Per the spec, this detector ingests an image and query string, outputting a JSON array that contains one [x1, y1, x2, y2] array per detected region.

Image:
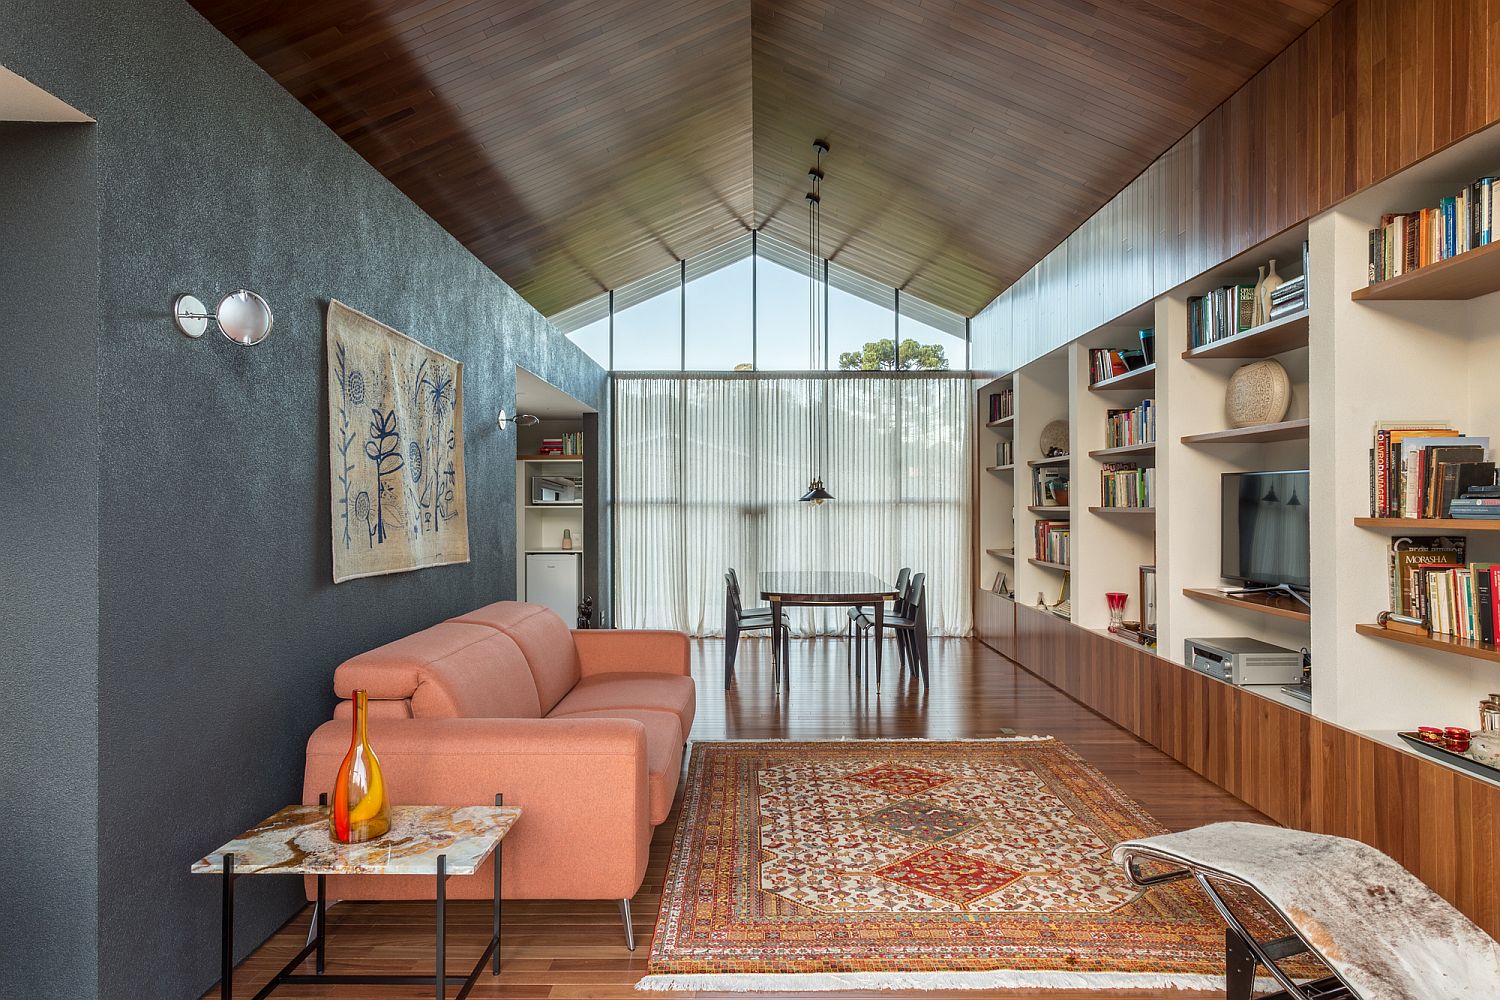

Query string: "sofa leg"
[[619, 898, 636, 951]]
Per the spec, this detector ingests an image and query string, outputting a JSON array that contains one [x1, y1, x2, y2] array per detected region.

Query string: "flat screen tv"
[[1221, 470, 1310, 590]]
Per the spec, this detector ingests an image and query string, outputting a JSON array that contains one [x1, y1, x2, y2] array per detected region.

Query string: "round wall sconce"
[[496, 410, 541, 431], [173, 290, 274, 346]]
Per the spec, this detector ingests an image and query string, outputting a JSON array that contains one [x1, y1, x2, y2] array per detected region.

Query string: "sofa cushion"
[[548, 709, 683, 824], [336, 621, 542, 720], [548, 672, 696, 736], [451, 602, 581, 715]]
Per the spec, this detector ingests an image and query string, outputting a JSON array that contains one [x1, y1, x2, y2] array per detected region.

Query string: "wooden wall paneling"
[[977, 0, 1500, 372]]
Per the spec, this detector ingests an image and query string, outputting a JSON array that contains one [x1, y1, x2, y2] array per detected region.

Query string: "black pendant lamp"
[[800, 139, 834, 505]]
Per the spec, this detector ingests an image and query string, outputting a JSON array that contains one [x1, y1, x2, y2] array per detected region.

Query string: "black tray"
[[1397, 732, 1500, 782]]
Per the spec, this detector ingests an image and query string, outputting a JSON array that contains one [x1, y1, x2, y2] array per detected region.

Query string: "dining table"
[[758, 571, 900, 690]]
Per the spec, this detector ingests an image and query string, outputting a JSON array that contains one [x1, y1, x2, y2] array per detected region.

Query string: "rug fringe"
[[635, 970, 1264, 991]]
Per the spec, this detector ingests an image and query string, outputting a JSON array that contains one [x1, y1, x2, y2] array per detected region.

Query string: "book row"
[[1034, 521, 1070, 566], [1105, 399, 1156, 449], [1087, 330, 1153, 384], [1099, 464, 1155, 509], [987, 388, 1014, 422], [1367, 175, 1496, 284], [540, 432, 585, 456], [1368, 421, 1494, 518], [994, 440, 1013, 467]]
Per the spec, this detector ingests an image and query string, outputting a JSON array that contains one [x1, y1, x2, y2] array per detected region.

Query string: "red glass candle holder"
[[1105, 592, 1128, 629]]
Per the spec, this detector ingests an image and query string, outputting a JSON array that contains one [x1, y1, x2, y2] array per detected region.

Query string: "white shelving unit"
[[977, 117, 1500, 776]]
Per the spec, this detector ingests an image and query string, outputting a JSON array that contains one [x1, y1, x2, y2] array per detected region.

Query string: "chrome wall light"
[[172, 290, 274, 346], [496, 410, 541, 431]]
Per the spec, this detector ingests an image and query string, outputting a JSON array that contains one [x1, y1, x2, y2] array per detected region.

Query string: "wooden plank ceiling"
[[192, 0, 1337, 317]]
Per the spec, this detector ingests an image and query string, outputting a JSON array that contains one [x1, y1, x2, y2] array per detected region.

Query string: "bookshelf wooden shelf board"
[[1182, 587, 1312, 623], [1088, 506, 1156, 516], [1353, 517, 1500, 533], [1027, 505, 1071, 517], [1088, 364, 1156, 392], [1351, 240, 1500, 302], [1028, 558, 1071, 572], [986, 465, 1014, 474], [1028, 454, 1071, 467], [1087, 443, 1156, 460], [986, 548, 1015, 560], [985, 416, 1014, 428], [1355, 623, 1500, 665], [1181, 418, 1311, 445], [1180, 309, 1310, 360], [518, 454, 584, 462]]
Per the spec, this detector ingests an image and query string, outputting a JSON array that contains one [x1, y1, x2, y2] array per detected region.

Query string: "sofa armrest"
[[303, 716, 652, 900], [571, 629, 690, 677]]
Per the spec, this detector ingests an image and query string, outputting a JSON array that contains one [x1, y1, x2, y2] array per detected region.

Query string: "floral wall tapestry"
[[327, 300, 469, 583]]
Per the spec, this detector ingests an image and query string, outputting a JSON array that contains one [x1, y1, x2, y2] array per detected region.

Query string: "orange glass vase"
[[330, 689, 391, 843]]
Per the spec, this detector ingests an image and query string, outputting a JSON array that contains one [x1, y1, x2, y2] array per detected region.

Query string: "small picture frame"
[[1139, 565, 1157, 631]]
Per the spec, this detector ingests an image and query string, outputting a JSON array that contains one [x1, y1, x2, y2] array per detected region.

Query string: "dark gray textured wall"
[[0, 2, 610, 997], [0, 123, 101, 1000]]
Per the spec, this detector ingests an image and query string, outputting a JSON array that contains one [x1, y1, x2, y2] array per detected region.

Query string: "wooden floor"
[[205, 638, 1269, 999]]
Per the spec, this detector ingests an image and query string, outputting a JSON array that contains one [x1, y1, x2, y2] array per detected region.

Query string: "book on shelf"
[[1033, 520, 1070, 565], [1389, 535, 1467, 619], [1365, 421, 1498, 517], [994, 440, 1014, 466], [1099, 463, 1155, 509], [1187, 284, 1255, 349], [988, 388, 1014, 422], [1267, 273, 1307, 320], [1088, 347, 1147, 385], [1105, 399, 1155, 448], [1410, 561, 1500, 643], [1368, 176, 1495, 284], [538, 431, 585, 456], [1138, 327, 1155, 365], [1031, 466, 1068, 507]]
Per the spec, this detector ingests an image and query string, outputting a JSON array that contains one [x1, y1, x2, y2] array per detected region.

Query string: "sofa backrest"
[[334, 621, 543, 720], [450, 602, 580, 715]]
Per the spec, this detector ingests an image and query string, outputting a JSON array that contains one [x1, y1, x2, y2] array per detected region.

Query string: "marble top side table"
[[194, 798, 520, 1000]]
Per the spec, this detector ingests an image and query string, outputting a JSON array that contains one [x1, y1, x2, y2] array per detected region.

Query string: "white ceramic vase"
[[1258, 259, 1283, 327]]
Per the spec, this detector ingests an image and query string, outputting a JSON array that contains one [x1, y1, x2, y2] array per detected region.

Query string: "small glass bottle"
[[561, 528, 574, 550], [330, 689, 391, 843]]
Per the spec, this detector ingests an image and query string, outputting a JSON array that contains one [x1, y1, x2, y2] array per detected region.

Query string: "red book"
[[1491, 566, 1500, 642]]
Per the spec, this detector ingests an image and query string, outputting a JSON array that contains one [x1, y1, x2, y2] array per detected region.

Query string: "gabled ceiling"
[[191, 0, 1337, 318]]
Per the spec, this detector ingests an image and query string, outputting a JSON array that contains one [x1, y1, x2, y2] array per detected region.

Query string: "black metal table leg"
[[315, 875, 326, 974], [873, 602, 884, 691], [493, 793, 503, 976], [222, 853, 235, 1000], [770, 597, 783, 690], [435, 855, 447, 1000]]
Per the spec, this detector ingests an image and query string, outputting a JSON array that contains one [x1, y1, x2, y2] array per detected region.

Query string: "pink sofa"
[[302, 601, 693, 948]]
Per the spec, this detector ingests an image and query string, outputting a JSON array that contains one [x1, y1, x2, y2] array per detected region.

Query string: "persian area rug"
[[639, 738, 1246, 991]]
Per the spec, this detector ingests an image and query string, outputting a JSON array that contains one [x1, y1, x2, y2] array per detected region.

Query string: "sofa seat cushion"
[[548, 672, 695, 735], [547, 709, 683, 824]]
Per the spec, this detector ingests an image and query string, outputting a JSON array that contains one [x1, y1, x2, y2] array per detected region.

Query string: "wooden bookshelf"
[[1028, 454, 1071, 467], [1181, 418, 1310, 445], [1088, 363, 1155, 392], [1181, 309, 1309, 360], [1355, 623, 1500, 665], [986, 547, 1015, 559], [1351, 240, 1500, 302], [518, 454, 585, 462], [1182, 587, 1311, 623], [1354, 517, 1500, 532], [1028, 558, 1071, 572], [1087, 442, 1155, 460], [1089, 506, 1155, 516], [985, 415, 1014, 428], [1027, 505, 1070, 517], [986, 464, 1014, 473]]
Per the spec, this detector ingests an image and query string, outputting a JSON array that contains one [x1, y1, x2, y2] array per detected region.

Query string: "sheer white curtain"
[[614, 373, 973, 636]]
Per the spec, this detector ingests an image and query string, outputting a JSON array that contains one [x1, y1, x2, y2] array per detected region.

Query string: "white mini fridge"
[[525, 552, 581, 621]]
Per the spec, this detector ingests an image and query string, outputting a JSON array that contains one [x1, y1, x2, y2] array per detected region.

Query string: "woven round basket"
[[1039, 419, 1069, 456], [1225, 360, 1291, 428]]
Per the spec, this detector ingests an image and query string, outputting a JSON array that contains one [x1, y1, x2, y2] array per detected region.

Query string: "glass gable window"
[[685, 235, 754, 371], [547, 234, 968, 373], [613, 268, 682, 371], [828, 261, 896, 370]]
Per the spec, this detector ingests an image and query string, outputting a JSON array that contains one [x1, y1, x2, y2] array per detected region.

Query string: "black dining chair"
[[855, 573, 928, 689], [848, 567, 909, 667], [724, 571, 788, 690]]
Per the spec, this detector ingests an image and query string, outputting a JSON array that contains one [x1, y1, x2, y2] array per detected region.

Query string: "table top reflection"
[[759, 572, 896, 603]]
